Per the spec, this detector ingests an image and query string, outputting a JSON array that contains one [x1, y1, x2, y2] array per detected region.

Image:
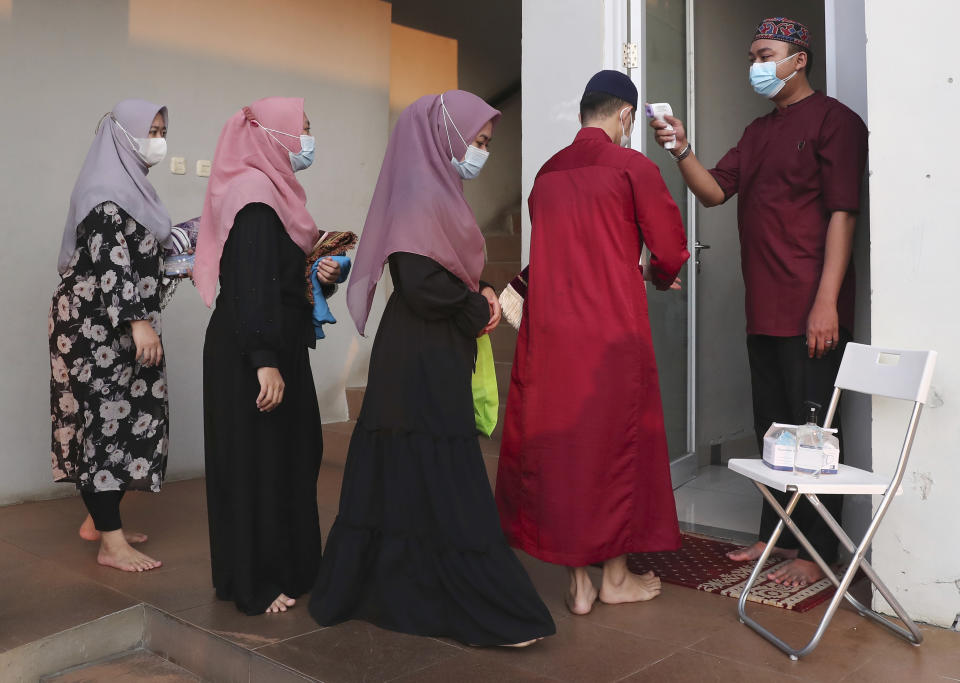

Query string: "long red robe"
[[496, 127, 690, 566]]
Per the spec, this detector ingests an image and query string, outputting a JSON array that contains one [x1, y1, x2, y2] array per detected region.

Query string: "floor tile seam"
[[425, 635, 471, 652], [609, 651, 679, 682], [245, 647, 322, 682], [683, 639, 810, 680], [587, 619, 692, 651], [108, 582, 219, 614], [380, 654, 468, 683], [0, 537, 49, 563], [833, 652, 884, 683], [251, 626, 326, 652], [5, 552, 147, 608]]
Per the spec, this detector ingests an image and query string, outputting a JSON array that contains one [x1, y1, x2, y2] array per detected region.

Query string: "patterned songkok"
[[754, 17, 811, 50]]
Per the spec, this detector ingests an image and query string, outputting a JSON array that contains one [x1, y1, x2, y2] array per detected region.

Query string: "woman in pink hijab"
[[195, 97, 343, 616], [309, 91, 555, 646]]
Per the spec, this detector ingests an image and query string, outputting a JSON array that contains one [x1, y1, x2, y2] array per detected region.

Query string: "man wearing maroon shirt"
[[649, 17, 868, 586]]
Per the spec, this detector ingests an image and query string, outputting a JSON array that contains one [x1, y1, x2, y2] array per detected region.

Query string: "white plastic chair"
[[728, 343, 937, 660]]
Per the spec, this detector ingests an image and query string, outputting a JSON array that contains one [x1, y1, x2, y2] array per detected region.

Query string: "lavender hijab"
[[58, 99, 172, 273], [347, 90, 501, 335]]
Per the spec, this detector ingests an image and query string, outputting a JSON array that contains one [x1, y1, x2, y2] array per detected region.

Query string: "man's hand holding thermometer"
[[645, 103, 677, 150], [646, 103, 690, 159]]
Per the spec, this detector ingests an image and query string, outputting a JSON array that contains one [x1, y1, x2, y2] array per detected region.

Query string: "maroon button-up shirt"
[[709, 91, 868, 337]]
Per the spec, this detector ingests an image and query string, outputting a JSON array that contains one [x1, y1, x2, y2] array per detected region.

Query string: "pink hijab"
[[193, 97, 320, 306], [347, 90, 501, 335]]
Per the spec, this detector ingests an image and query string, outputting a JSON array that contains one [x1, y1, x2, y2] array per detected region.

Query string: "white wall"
[[0, 0, 391, 504], [865, 0, 960, 628], [520, 0, 606, 264]]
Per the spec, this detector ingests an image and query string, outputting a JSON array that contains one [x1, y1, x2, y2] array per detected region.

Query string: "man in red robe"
[[496, 70, 690, 615]]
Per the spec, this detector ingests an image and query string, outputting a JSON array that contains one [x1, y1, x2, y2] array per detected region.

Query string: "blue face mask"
[[441, 94, 490, 180], [253, 120, 315, 172], [290, 135, 315, 172], [749, 52, 799, 98]]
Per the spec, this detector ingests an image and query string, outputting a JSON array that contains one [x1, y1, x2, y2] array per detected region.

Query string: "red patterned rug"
[[627, 533, 840, 612]]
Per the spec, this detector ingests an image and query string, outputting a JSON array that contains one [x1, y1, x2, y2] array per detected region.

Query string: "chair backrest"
[[835, 343, 938, 404]]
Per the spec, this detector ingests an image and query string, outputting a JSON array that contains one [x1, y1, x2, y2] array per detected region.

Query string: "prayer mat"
[[627, 532, 845, 613]]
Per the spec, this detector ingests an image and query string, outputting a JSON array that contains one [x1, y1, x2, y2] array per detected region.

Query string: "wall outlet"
[[170, 157, 186, 175], [196, 160, 212, 177]]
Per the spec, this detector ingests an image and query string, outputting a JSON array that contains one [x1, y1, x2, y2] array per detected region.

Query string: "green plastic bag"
[[472, 334, 499, 437]]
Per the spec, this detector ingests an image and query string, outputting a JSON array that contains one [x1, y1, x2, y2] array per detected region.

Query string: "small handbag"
[[472, 334, 499, 437]]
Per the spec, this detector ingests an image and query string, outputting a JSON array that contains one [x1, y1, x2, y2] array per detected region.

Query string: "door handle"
[[694, 241, 710, 273]]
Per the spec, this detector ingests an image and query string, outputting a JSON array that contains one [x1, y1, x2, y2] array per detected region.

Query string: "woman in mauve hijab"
[[194, 97, 342, 616], [50, 99, 174, 573], [309, 90, 555, 647]]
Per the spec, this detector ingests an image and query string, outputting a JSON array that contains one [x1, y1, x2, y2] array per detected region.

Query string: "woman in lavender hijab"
[[310, 90, 555, 646], [49, 99, 173, 572]]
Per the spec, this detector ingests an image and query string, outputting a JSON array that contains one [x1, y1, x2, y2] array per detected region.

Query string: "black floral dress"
[[49, 201, 169, 493]]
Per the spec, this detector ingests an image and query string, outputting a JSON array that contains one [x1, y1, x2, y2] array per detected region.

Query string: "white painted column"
[[865, 0, 960, 628]]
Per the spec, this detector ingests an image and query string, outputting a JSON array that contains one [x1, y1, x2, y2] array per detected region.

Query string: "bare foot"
[[499, 638, 542, 648], [265, 594, 296, 614], [767, 558, 824, 587], [599, 569, 662, 605], [79, 515, 147, 544], [726, 541, 798, 562], [565, 567, 599, 615], [96, 530, 162, 572]]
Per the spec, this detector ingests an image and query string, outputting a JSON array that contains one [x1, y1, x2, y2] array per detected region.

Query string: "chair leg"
[[745, 486, 848, 659], [737, 486, 810, 659], [805, 494, 924, 645], [739, 487, 924, 660]]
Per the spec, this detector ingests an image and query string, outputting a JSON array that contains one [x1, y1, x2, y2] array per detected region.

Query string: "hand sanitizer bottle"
[[795, 402, 824, 476]]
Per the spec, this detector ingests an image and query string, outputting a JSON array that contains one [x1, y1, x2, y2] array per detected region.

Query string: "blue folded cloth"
[[310, 255, 351, 339]]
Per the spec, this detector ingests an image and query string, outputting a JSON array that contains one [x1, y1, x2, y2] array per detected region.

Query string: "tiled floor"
[[1, 427, 959, 682]]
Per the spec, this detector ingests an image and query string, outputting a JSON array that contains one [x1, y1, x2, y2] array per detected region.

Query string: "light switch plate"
[[170, 157, 186, 175], [196, 160, 212, 177]]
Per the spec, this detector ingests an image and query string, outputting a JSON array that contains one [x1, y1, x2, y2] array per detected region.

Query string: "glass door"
[[629, 0, 697, 487]]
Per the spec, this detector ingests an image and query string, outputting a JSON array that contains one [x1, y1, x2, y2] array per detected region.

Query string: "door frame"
[[606, 0, 699, 488]]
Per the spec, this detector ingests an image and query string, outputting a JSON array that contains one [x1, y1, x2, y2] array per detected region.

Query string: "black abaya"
[[203, 203, 323, 615], [309, 252, 555, 646]]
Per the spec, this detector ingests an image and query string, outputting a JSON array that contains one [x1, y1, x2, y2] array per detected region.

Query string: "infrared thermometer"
[[645, 102, 676, 150]]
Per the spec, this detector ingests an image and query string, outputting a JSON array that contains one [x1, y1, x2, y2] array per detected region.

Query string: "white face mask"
[[618, 106, 634, 148], [113, 117, 167, 167], [138, 137, 167, 166], [253, 120, 315, 172], [441, 94, 490, 180]]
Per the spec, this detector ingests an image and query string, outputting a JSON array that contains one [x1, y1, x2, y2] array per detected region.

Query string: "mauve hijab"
[[59, 99, 172, 273], [192, 97, 319, 306], [347, 90, 501, 335]]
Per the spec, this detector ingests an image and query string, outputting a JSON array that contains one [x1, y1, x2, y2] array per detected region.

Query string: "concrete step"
[[485, 233, 522, 262]]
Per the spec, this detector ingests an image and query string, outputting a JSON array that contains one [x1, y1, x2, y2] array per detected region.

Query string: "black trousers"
[[747, 330, 851, 564], [81, 490, 125, 532]]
